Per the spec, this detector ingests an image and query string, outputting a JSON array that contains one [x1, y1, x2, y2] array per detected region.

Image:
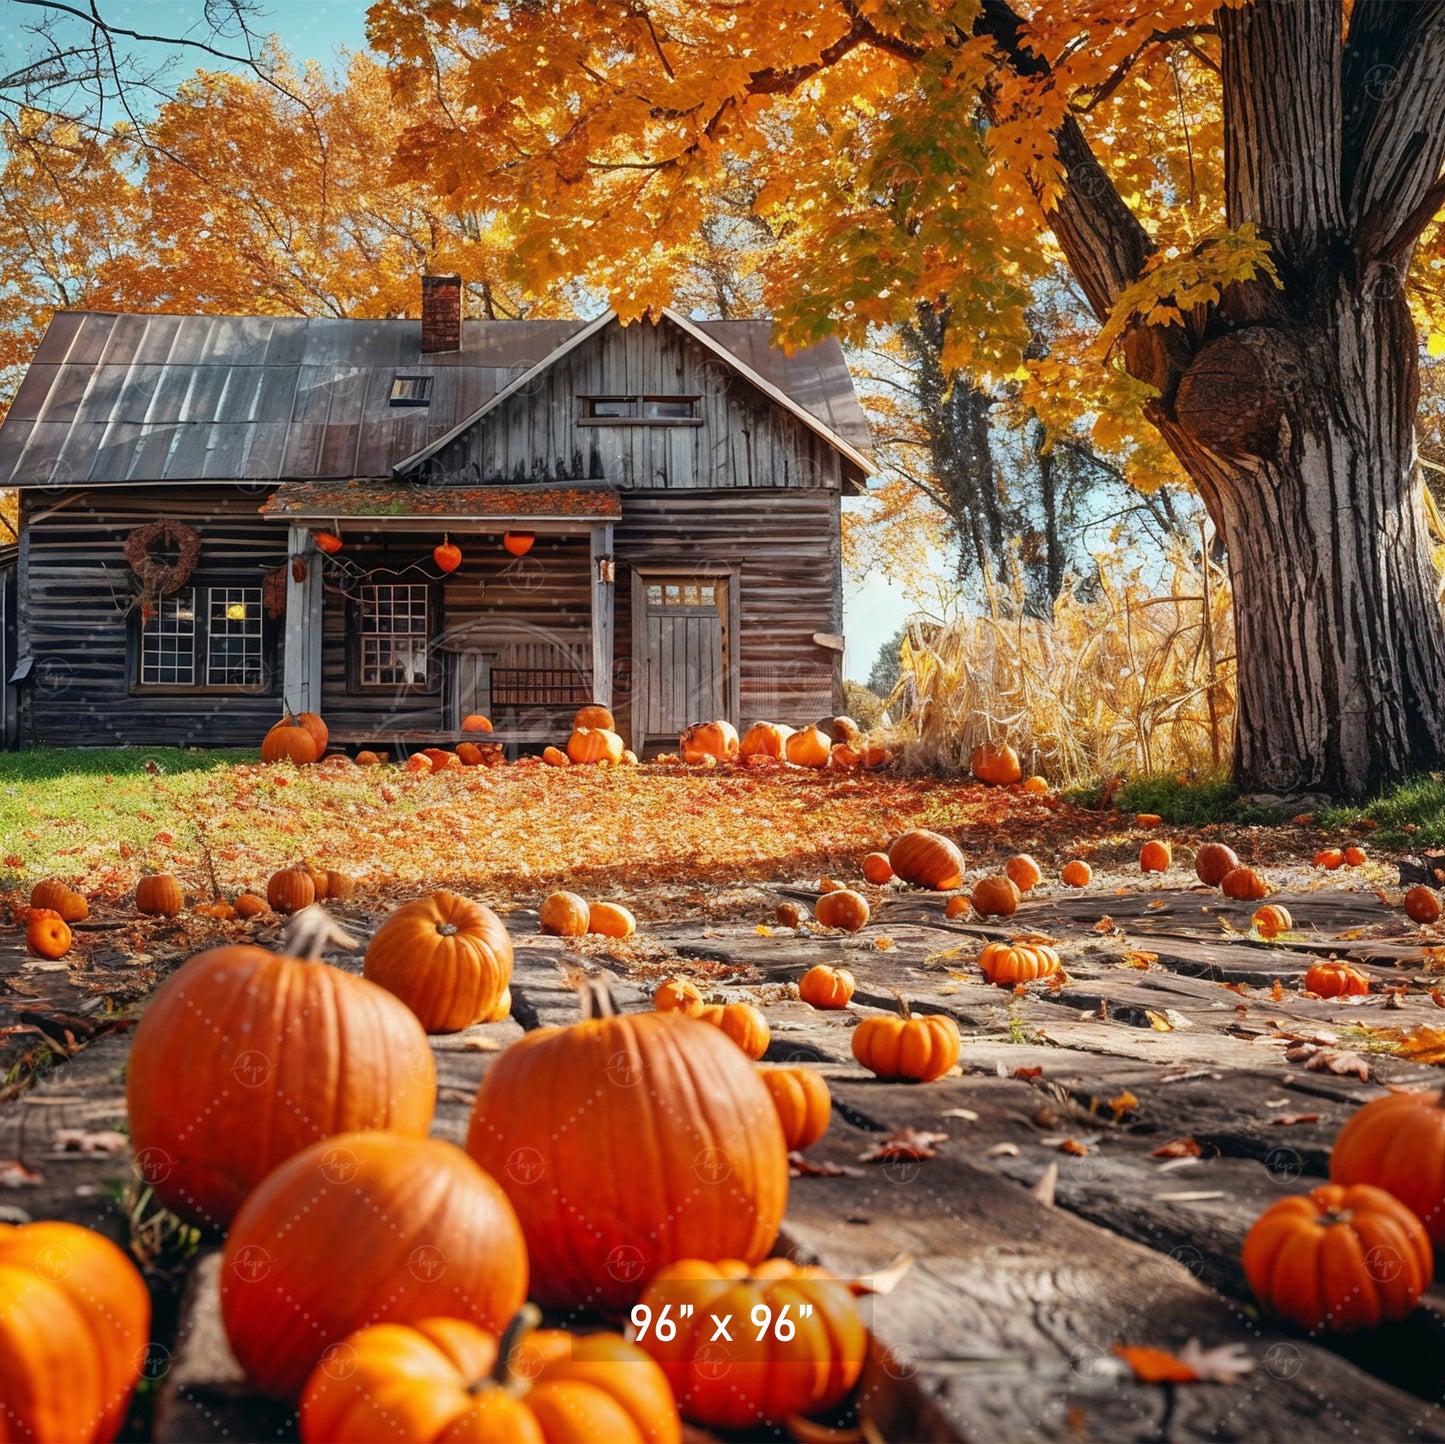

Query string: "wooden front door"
[[641, 578, 725, 737]]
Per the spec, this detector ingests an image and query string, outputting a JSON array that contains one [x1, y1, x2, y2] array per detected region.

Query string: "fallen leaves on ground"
[[788, 1153, 865, 1179], [1152, 1137, 1202, 1158], [859, 1128, 948, 1162], [1114, 1340, 1255, 1386]]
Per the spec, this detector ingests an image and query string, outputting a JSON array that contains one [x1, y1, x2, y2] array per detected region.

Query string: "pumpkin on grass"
[[798, 964, 855, 1009], [1194, 843, 1241, 887], [126, 921, 437, 1228], [888, 829, 965, 890], [364, 891, 513, 1033], [466, 980, 788, 1310], [268, 864, 316, 914], [1304, 961, 1370, 998], [654, 977, 705, 1016], [0, 1220, 151, 1444], [1242, 1184, 1431, 1332], [30, 879, 88, 922], [971, 875, 1021, 918], [222, 1132, 527, 1400], [262, 715, 320, 766], [971, 741, 1022, 785], [1331, 1090, 1445, 1244], [299, 1305, 679, 1444], [136, 873, 183, 916], [978, 940, 1061, 986], [852, 1000, 960, 1082], [539, 890, 589, 936], [588, 901, 637, 938], [1344, 845, 1368, 866], [1315, 848, 1345, 870], [541, 746, 570, 768], [636, 1259, 866, 1430], [758, 1067, 832, 1152], [814, 888, 870, 932], [234, 892, 268, 918]]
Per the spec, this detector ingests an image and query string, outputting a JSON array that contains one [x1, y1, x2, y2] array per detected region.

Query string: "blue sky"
[[2, 0, 914, 684]]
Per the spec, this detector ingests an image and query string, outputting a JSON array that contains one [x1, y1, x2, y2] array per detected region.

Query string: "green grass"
[[1321, 773, 1445, 847], [1060, 773, 1283, 826]]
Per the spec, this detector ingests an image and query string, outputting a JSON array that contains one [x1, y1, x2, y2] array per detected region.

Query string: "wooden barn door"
[[632, 573, 737, 744]]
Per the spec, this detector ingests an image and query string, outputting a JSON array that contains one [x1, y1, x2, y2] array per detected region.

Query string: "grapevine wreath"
[[125, 520, 201, 597]]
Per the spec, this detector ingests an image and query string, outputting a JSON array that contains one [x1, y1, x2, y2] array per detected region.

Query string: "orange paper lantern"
[[502, 531, 535, 557]]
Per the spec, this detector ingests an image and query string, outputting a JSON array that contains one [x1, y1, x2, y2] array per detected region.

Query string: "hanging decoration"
[[262, 566, 288, 619], [434, 535, 463, 573], [125, 520, 201, 598], [502, 531, 535, 558], [313, 531, 344, 555]]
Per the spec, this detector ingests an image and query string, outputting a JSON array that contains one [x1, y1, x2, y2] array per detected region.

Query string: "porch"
[[260, 482, 621, 753]]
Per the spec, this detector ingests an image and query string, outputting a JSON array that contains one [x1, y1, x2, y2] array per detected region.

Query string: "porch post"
[[590, 521, 615, 710], [283, 525, 323, 715]]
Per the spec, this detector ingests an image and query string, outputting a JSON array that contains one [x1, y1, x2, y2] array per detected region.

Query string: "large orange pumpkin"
[[297, 711, 329, 754], [364, 891, 513, 1033], [126, 941, 436, 1227], [221, 1132, 527, 1399], [739, 721, 793, 760], [798, 964, 855, 1009], [567, 726, 625, 765], [970, 875, 1021, 917], [784, 725, 833, 769], [1331, 1090, 1445, 1244], [0, 1221, 151, 1443], [888, 829, 965, 890], [1194, 842, 1241, 887], [978, 939, 1061, 986], [262, 716, 320, 765], [267, 864, 316, 914], [30, 878, 88, 922], [466, 982, 788, 1310], [757, 1067, 832, 1152], [679, 720, 739, 763], [971, 741, 1022, 785], [814, 888, 870, 932], [636, 1259, 866, 1429], [573, 704, 616, 731], [136, 873, 184, 916], [1242, 1184, 1431, 1332], [299, 1306, 679, 1444], [851, 1003, 961, 1082]]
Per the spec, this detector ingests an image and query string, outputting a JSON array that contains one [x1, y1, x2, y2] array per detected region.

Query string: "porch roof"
[[260, 479, 621, 524]]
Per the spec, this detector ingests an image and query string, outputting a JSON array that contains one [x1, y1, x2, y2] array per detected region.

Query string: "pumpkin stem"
[[481, 1302, 544, 1397], [889, 988, 912, 1021], [576, 974, 619, 1020], [437, 922, 459, 937], [1319, 1208, 1355, 1227], [278, 904, 360, 961]]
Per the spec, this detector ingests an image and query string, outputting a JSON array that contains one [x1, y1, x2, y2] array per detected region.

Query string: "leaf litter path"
[[5, 768, 1445, 1440]]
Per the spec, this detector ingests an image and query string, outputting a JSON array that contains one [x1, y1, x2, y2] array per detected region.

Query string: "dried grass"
[[881, 544, 1236, 786]]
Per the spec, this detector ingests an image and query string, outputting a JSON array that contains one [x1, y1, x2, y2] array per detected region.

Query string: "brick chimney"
[[421, 273, 462, 354]]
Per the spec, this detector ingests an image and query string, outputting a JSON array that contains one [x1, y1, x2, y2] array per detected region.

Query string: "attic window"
[[391, 375, 433, 407], [580, 395, 699, 425]]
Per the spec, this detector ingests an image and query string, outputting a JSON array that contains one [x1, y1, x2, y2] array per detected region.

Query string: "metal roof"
[[261, 480, 622, 523], [0, 310, 873, 488]]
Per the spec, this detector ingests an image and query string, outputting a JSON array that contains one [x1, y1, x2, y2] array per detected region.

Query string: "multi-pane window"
[[358, 584, 432, 686], [138, 586, 265, 689], [582, 395, 698, 422], [645, 582, 717, 607]]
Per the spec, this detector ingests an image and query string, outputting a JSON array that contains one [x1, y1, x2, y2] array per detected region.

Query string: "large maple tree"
[[368, 0, 1445, 797]]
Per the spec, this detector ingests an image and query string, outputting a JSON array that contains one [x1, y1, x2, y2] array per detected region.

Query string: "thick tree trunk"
[[1161, 281, 1445, 797]]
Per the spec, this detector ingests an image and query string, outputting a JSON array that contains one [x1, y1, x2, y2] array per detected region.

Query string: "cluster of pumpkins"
[[671, 716, 892, 771], [2, 890, 872, 1442]]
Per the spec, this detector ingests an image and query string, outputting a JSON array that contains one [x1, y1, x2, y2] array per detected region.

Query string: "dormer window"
[[390, 375, 433, 407], [580, 395, 700, 425]]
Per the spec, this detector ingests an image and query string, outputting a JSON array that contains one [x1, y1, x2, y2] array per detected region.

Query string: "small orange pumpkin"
[[1344, 845, 1368, 866], [757, 1067, 832, 1152], [573, 704, 615, 731], [1252, 904, 1293, 939], [1221, 866, 1271, 900], [945, 894, 972, 919], [29, 879, 88, 922], [775, 900, 804, 928], [1061, 860, 1092, 888], [325, 870, 356, 901], [858, 741, 892, 769], [680, 720, 739, 763], [567, 727, 625, 765], [1005, 854, 1042, 892], [814, 888, 870, 932], [234, 892, 269, 918], [978, 939, 1060, 986], [1139, 839, 1172, 873], [26, 908, 72, 959], [1304, 961, 1370, 998], [1021, 774, 1049, 795], [312, 532, 343, 554], [798, 964, 856, 1009], [539, 891, 589, 936], [355, 750, 383, 766], [971, 875, 1021, 918], [654, 977, 705, 1016], [861, 851, 894, 885], [405, 752, 433, 774], [433, 538, 463, 573], [541, 746, 570, 768], [1315, 848, 1345, 870], [784, 725, 833, 769], [422, 748, 462, 772], [1242, 1184, 1431, 1332], [587, 901, 636, 938], [461, 713, 494, 732], [888, 829, 965, 890], [713, 1001, 770, 1059], [739, 721, 793, 760], [1405, 886, 1443, 924], [971, 741, 1022, 785], [852, 1001, 960, 1082], [1195, 842, 1241, 887], [136, 873, 184, 916], [267, 864, 316, 914]]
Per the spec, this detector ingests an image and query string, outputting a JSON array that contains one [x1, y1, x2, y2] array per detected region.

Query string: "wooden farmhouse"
[[0, 278, 873, 753]]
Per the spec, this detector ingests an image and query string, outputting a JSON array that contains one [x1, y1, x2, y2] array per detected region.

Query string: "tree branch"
[[1075, 25, 1217, 115]]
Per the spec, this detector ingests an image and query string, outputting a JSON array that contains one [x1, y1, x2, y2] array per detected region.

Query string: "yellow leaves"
[[1429, 332, 1445, 359], [1145, 1010, 1173, 1031]]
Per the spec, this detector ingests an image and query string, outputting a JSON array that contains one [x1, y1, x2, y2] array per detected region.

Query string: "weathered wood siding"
[[317, 530, 593, 736], [19, 485, 286, 747], [420, 318, 847, 492], [614, 490, 842, 741]]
